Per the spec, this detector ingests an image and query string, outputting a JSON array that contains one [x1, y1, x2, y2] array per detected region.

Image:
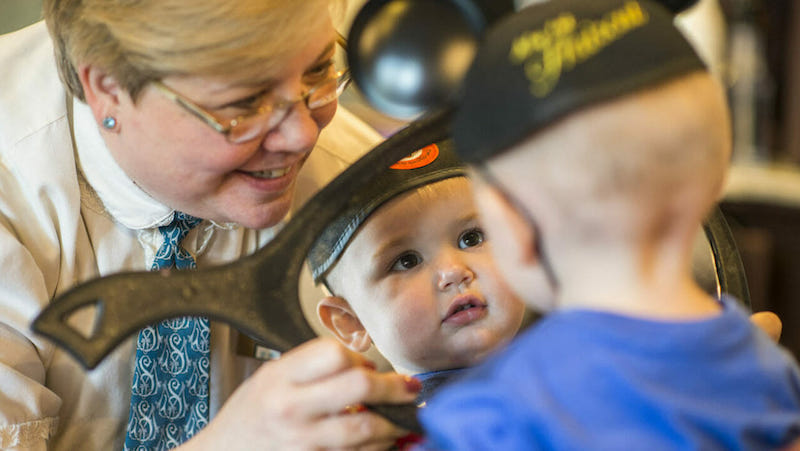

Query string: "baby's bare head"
[[496, 70, 731, 243]]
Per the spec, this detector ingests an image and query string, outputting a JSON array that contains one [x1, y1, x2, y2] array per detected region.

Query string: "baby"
[[417, 0, 800, 449], [307, 139, 528, 401]]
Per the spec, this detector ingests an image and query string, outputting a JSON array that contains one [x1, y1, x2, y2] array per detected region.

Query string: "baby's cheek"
[[393, 305, 441, 352], [375, 282, 442, 349], [393, 301, 435, 335]]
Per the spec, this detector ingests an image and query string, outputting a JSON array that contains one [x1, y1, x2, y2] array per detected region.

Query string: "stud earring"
[[102, 116, 117, 130]]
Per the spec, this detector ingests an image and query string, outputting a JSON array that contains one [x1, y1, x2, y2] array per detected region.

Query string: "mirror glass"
[[289, 126, 729, 376]]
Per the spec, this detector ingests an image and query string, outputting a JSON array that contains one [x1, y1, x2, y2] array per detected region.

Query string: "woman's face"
[[104, 18, 338, 229]]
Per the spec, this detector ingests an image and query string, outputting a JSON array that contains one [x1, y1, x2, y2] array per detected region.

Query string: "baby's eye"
[[390, 252, 422, 272], [458, 228, 485, 249]]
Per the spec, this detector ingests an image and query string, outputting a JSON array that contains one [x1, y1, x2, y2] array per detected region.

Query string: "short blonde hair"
[[43, 0, 344, 101]]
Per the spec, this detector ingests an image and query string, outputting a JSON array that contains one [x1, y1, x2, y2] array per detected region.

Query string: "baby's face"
[[328, 178, 525, 374]]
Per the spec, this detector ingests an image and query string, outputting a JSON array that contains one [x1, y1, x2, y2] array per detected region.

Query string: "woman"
[[0, 0, 419, 449]]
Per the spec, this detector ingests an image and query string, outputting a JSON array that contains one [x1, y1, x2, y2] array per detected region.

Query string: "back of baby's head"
[[452, 0, 729, 239], [524, 71, 730, 239]]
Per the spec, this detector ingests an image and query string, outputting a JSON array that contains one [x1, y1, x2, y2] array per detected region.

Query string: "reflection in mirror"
[[300, 139, 525, 403], [300, 258, 392, 369], [296, 161, 734, 405]]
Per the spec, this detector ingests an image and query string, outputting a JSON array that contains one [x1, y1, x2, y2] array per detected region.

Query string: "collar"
[[72, 98, 175, 229], [414, 368, 467, 404]]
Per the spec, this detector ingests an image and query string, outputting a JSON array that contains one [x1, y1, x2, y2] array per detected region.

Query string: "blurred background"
[[3, 0, 798, 357], [0, 0, 41, 36]]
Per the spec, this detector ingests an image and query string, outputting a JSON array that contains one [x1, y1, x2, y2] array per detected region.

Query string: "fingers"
[[275, 338, 421, 447], [291, 367, 421, 418], [197, 337, 420, 450], [259, 337, 419, 426], [279, 338, 376, 385], [306, 411, 403, 450], [272, 338, 420, 415], [751, 311, 782, 343]]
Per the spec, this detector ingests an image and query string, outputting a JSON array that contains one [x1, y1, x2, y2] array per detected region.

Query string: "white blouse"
[[0, 21, 381, 450]]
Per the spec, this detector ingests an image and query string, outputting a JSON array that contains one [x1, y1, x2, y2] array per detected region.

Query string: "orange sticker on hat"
[[390, 143, 439, 170]]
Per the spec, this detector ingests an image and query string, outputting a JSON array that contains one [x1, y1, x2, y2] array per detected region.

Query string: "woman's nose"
[[260, 100, 327, 152], [437, 256, 475, 291]]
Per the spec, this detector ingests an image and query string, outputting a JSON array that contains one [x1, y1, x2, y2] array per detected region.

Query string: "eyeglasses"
[[152, 38, 351, 144]]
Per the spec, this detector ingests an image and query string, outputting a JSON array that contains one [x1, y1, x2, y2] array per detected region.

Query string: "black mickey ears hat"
[[307, 138, 466, 283], [452, 0, 706, 163]]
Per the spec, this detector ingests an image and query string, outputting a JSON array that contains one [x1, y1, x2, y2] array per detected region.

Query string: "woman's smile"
[[235, 161, 301, 192], [243, 166, 293, 179]]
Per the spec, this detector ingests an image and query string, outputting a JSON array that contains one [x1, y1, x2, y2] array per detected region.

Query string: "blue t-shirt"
[[418, 296, 800, 450]]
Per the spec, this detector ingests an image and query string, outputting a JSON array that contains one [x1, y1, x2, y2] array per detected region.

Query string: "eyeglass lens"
[[226, 76, 345, 143]]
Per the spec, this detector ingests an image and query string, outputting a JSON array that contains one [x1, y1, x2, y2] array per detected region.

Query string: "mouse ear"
[[655, 0, 700, 15]]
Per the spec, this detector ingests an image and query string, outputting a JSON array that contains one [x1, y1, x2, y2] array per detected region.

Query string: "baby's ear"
[[317, 296, 372, 352]]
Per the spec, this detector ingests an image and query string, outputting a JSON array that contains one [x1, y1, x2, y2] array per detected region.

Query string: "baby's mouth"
[[443, 295, 487, 325], [451, 302, 478, 315], [245, 166, 292, 179]]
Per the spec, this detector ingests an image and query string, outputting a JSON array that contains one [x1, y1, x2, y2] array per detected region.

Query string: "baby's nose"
[[437, 259, 475, 291]]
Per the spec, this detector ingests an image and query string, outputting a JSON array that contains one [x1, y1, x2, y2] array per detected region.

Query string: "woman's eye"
[[390, 252, 422, 272], [458, 228, 485, 249], [305, 60, 334, 83], [228, 93, 266, 111]]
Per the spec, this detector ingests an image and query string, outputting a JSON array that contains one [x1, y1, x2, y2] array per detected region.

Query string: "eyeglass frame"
[[150, 34, 351, 143]]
